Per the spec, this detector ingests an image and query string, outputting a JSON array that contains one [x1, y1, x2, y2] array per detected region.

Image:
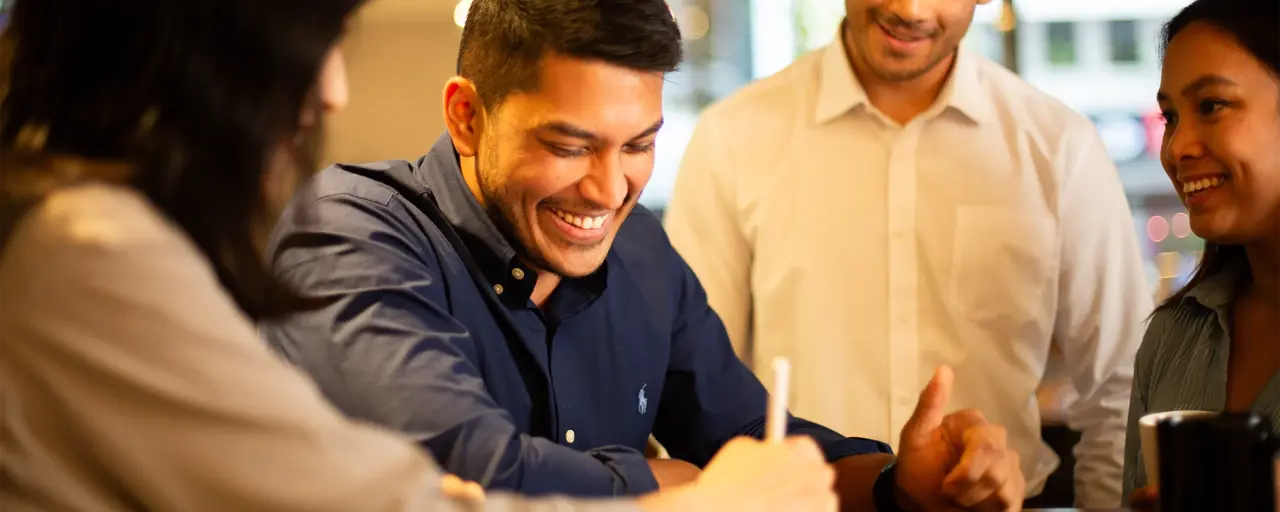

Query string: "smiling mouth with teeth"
[[1182, 175, 1229, 195], [551, 208, 608, 230]]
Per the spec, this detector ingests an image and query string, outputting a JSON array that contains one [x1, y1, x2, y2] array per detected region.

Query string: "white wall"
[[325, 12, 462, 165]]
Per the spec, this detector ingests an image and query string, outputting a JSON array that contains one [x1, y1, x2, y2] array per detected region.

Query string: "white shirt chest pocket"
[[949, 205, 1057, 328]]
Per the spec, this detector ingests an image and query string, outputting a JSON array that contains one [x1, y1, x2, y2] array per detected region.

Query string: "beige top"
[[0, 184, 635, 512]]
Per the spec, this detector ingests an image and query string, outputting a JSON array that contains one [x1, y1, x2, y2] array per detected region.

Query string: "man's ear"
[[443, 77, 483, 157]]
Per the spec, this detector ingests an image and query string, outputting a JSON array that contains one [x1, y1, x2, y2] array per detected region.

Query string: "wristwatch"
[[872, 458, 908, 512]]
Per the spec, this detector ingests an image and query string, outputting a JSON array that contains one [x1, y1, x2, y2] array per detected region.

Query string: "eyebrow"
[[1156, 74, 1238, 102], [631, 119, 665, 141], [540, 121, 598, 141], [537, 118, 665, 144]]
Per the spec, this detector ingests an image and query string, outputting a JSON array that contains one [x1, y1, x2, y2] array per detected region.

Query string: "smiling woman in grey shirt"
[[1122, 0, 1280, 501]]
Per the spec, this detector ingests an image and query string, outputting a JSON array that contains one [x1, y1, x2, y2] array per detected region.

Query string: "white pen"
[[765, 356, 791, 443]]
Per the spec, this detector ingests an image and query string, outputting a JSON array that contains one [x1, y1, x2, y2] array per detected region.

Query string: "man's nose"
[[884, 0, 936, 23], [578, 154, 628, 210]]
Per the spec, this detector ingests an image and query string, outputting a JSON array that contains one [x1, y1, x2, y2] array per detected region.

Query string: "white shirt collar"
[[813, 25, 994, 126]]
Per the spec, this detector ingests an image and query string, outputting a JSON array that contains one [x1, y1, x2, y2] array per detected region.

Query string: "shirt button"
[[493, 284, 504, 295], [565, 429, 576, 444], [511, 268, 525, 280]]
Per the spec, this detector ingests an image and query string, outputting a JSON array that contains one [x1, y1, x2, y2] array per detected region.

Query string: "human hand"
[[440, 474, 485, 502], [639, 436, 836, 512], [647, 458, 701, 489], [895, 366, 1026, 511], [1129, 485, 1158, 511]]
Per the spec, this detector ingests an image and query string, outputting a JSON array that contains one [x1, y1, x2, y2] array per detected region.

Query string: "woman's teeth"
[[552, 209, 607, 230], [1183, 176, 1227, 194]]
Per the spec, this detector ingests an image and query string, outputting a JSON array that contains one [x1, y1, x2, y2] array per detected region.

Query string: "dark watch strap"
[[872, 458, 907, 512]]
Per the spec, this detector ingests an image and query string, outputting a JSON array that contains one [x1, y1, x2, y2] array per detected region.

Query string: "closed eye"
[[624, 142, 656, 154], [544, 143, 590, 158]]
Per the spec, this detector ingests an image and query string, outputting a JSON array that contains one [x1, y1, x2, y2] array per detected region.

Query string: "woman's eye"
[[1197, 99, 1228, 116]]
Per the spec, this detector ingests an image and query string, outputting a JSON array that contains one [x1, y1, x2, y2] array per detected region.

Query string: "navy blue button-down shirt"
[[263, 134, 890, 497]]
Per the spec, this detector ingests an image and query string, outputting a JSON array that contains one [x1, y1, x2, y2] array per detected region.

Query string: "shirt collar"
[[813, 23, 994, 126], [943, 48, 994, 124], [414, 133, 606, 307], [813, 34, 869, 125], [1181, 262, 1247, 313]]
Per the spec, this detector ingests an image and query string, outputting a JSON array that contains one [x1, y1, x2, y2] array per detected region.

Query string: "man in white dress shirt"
[[663, 0, 1152, 507]]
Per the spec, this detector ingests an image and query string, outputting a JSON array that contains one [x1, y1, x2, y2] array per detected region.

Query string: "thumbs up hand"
[[894, 366, 1026, 512]]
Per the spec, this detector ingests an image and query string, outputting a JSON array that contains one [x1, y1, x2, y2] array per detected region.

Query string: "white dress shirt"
[[663, 38, 1152, 507], [0, 183, 635, 512]]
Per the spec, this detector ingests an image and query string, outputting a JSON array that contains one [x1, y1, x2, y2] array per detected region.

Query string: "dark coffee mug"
[[1157, 411, 1278, 512]]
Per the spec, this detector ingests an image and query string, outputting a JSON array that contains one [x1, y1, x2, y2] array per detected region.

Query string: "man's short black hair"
[[456, 0, 683, 111]]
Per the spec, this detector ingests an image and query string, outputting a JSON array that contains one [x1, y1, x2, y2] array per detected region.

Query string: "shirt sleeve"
[[650, 219, 891, 467], [663, 115, 755, 363], [263, 192, 658, 497], [1052, 118, 1155, 508], [1122, 317, 1161, 501], [0, 187, 632, 512]]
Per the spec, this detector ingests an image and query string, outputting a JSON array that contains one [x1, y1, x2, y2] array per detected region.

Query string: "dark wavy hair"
[[0, 0, 363, 319], [1157, 0, 1280, 308], [456, 0, 682, 112]]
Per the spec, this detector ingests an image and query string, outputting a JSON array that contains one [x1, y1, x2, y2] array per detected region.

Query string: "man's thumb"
[[905, 365, 954, 433]]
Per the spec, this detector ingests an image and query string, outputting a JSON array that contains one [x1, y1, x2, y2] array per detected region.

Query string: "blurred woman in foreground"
[[1123, 0, 1280, 505], [0, 1, 835, 510]]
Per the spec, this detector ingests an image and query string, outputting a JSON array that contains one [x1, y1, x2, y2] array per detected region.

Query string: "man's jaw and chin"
[[530, 198, 640, 275], [518, 243, 608, 280], [845, 15, 953, 84], [501, 213, 614, 280], [862, 36, 952, 82]]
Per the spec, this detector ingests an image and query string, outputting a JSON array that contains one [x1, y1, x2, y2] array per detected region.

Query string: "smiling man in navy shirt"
[[264, 0, 1026, 510]]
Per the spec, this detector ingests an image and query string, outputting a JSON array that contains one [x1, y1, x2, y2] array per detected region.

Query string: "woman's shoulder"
[[1141, 299, 1218, 355], [1, 183, 221, 329], [1136, 298, 1223, 407], [9, 183, 190, 255], [1146, 298, 1210, 332], [0, 181, 267, 390]]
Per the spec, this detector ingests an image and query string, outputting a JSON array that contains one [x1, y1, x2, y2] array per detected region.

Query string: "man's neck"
[[461, 156, 562, 307], [460, 156, 485, 208], [530, 270, 561, 308], [843, 29, 955, 125]]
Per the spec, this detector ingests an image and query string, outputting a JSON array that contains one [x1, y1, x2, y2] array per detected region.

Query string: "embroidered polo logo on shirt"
[[638, 384, 648, 415]]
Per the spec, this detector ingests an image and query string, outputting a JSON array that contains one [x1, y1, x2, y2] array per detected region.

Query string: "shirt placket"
[[887, 123, 921, 448]]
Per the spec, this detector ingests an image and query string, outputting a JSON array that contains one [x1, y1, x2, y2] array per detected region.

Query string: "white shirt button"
[[565, 429, 576, 444], [493, 284, 504, 295], [511, 268, 525, 280]]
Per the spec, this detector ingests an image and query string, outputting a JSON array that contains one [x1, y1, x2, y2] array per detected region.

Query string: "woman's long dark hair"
[[0, 0, 363, 319], [1157, 0, 1280, 308]]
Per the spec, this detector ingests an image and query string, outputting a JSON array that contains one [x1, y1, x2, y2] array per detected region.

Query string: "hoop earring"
[[14, 123, 49, 152]]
